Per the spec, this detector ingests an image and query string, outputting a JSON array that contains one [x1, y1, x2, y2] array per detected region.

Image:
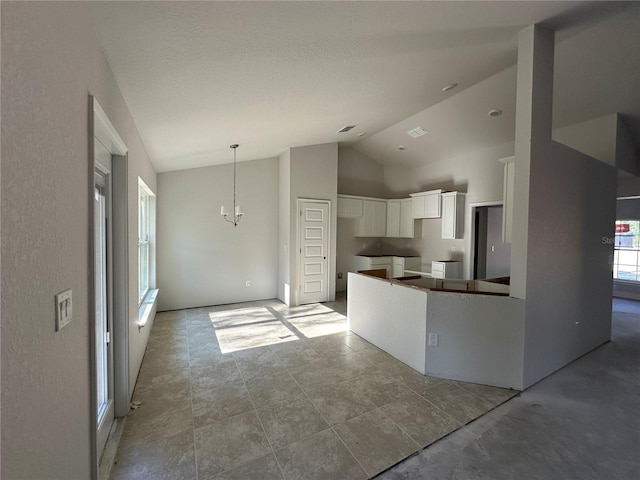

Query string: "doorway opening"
[[471, 204, 511, 280]]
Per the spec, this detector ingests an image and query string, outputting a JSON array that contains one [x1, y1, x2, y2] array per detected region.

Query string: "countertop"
[[356, 254, 420, 258]]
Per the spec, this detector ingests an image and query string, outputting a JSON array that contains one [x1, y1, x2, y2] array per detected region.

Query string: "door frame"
[[296, 198, 331, 306], [465, 200, 503, 280], [90, 96, 129, 477]]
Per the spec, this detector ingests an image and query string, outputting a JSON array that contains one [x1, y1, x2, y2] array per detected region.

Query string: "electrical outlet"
[[337, 272, 343, 279], [428, 333, 438, 346], [245, 280, 251, 287], [55, 289, 73, 331]]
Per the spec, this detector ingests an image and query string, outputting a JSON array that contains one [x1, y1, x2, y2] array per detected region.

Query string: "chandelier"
[[220, 144, 243, 227]]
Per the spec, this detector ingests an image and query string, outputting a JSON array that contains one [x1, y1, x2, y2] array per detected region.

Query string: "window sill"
[[138, 289, 159, 331]]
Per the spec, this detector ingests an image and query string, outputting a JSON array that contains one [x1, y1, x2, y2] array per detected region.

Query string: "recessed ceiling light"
[[398, 145, 407, 151], [442, 83, 458, 92], [488, 109, 503, 117], [336, 125, 357, 133], [357, 131, 368, 137], [407, 127, 428, 138]]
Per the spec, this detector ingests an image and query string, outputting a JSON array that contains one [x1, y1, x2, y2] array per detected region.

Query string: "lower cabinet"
[[355, 256, 420, 279], [431, 260, 461, 279], [354, 256, 393, 278]]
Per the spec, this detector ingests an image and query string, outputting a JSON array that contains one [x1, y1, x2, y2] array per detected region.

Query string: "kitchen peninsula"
[[347, 272, 525, 390]]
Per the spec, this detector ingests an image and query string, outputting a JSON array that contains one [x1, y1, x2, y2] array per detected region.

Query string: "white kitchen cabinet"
[[410, 189, 442, 219], [441, 191, 465, 239], [354, 256, 392, 278], [386, 200, 401, 237], [400, 198, 414, 237], [392, 256, 420, 278], [431, 260, 461, 279], [355, 255, 420, 279], [386, 198, 414, 238], [337, 195, 364, 218], [499, 156, 515, 243], [355, 199, 386, 237]]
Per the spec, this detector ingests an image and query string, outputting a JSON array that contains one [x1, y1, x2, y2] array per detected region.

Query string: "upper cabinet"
[[337, 195, 364, 218], [441, 191, 465, 239], [410, 189, 442, 219], [499, 156, 515, 243], [355, 199, 387, 237], [386, 198, 414, 238]]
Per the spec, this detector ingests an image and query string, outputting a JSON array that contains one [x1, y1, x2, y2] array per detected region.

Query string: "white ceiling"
[[90, 1, 639, 172]]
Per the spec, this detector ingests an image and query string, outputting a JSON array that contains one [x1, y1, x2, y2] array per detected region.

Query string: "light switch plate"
[[55, 289, 73, 331]]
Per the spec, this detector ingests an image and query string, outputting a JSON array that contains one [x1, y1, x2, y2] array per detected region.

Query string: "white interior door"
[[298, 199, 330, 305]]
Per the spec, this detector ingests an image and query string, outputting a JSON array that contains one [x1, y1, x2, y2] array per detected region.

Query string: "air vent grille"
[[337, 125, 357, 133], [407, 127, 428, 138]]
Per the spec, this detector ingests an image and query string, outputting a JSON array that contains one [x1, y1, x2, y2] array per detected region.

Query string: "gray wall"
[[523, 141, 616, 387], [382, 142, 513, 267], [336, 147, 385, 291], [157, 158, 279, 310], [1, 3, 157, 478]]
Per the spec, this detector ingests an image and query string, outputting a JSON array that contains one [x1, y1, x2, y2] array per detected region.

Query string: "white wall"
[[157, 158, 279, 310], [338, 147, 384, 198], [1, 3, 156, 478]]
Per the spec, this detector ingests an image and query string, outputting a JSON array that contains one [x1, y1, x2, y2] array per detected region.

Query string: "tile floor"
[[109, 294, 517, 480]]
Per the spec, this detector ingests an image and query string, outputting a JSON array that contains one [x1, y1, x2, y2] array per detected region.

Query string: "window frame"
[[613, 219, 640, 284], [138, 179, 155, 304]]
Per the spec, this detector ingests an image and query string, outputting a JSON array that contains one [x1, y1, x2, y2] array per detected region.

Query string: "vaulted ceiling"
[[90, 1, 639, 172]]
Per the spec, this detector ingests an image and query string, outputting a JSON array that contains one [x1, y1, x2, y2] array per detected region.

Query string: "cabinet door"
[[392, 263, 404, 278], [337, 196, 363, 218], [441, 194, 456, 239], [400, 199, 414, 238], [356, 200, 386, 237], [372, 201, 387, 237], [386, 200, 401, 237], [424, 192, 441, 218], [412, 195, 425, 219]]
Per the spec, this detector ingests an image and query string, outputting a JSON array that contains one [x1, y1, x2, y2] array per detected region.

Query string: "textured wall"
[[1, 3, 156, 478], [157, 158, 279, 310]]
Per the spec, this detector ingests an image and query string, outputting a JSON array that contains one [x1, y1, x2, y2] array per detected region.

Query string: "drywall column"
[[281, 143, 338, 306], [510, 25, 555, 300], [514, 25, 617, 387]]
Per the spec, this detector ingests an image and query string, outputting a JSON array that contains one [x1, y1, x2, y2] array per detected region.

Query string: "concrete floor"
[[378, 298, 640, 480]]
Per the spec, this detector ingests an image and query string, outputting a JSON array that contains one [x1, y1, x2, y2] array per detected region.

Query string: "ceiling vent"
[[336, 125, 357, 133], [407, 127, 428, 138]]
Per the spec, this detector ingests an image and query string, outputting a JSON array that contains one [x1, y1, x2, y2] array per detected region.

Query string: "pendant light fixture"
[[220, 144, 243, 227]]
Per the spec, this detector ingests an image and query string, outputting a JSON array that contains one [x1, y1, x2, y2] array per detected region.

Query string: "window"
[[614, 220, 640, 282], [138, 179, 155, 303]]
